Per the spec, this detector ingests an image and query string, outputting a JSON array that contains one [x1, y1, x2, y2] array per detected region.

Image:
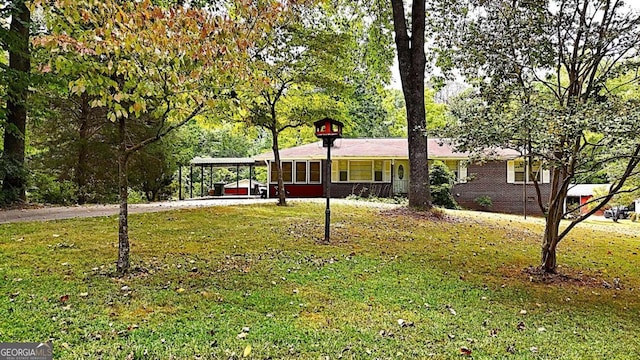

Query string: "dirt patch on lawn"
[[380, 207, 459, 223], [514, 266, 624, 290]]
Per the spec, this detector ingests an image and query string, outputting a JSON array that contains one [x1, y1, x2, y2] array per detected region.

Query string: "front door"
[[393, 161, 409, 194]]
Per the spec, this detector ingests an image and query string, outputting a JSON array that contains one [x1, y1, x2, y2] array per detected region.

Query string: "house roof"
[[566, 184, 610, 197], [254, 138, 520, 161]]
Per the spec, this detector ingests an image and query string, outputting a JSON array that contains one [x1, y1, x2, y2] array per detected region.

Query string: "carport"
[[179, 157, 264, 200]]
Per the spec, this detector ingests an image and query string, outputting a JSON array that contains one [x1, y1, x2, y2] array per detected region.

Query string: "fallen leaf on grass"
[[460, 347, 472, 356], [60, 294, 69, 303], [397, 319, 414, 327], [243, 345, 252, 357]]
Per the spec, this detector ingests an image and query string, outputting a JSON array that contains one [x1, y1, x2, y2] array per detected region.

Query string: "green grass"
[[1, 203, 640, 359]]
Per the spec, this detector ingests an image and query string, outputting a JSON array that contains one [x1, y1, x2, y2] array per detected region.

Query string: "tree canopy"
[[438, 0, 640, 272], [35, 0, 289, 274]]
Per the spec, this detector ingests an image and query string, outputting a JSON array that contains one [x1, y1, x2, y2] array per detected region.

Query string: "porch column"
[[391, 160, 395, 195]]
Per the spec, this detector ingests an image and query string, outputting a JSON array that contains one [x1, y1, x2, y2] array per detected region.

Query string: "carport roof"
[[566, 184, 611, 197], [189, 157, 259, 166]]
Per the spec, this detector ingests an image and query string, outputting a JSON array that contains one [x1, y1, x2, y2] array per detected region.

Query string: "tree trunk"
[[271, 127, 286, 206], [76, 96, 90, 204], [2, 0, 30, 203], [540, 166, 567, 273], [406, 85, 430, 209], [541, 212, 561, 273], [76, 138, 89, 204], [117, 117, 130, 275], [390, 0, 431, 210]]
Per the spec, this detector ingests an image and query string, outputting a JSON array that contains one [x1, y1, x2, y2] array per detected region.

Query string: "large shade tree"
[[1, 0, 30, 204], [241, 0, 389, 206], [390, 0, 432, 209], [438, 0, 640, 273], [39, 0, 281, 274]]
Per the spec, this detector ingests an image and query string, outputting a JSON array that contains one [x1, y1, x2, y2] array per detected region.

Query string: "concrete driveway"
[[0, 198, 274, 224], [0, 198, 400, 224]]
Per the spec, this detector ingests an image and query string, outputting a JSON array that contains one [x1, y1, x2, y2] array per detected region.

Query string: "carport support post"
[[189, 166, 193, 199], [200, 165, 204, 197], [250, 165, 253, 195]]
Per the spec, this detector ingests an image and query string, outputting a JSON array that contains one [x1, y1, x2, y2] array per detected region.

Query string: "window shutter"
[[331, 160, 339, 182], [542, 169, 551, 183], [507, 161, 515, 183], [459, 163, 468, 183]]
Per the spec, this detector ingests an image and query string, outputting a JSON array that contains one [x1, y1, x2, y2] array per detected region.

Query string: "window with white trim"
[[295, 162, 307, 183], [332, 160, 391, 182], [374, 160, 384, 181], [350, 161, 373, 181], [507, 159, 549, 184], [270, 161, 321, 184], [309, 162, 321, 183]]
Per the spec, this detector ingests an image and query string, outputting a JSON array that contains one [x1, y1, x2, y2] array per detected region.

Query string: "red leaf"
[[60, 294, 69, 303], [460, 347, 472, 356]]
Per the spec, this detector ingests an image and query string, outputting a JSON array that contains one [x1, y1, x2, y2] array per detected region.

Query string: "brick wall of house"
[[452, 161, 552, 215]]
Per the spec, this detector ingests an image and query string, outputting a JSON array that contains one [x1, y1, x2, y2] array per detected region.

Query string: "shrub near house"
[[430, 161, 459, 209]]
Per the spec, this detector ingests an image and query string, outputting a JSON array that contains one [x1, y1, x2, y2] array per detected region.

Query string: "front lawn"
[[1, 203, 639, 358]]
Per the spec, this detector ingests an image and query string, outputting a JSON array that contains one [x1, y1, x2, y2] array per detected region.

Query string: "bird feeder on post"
[[313, 117, 344, 244]]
